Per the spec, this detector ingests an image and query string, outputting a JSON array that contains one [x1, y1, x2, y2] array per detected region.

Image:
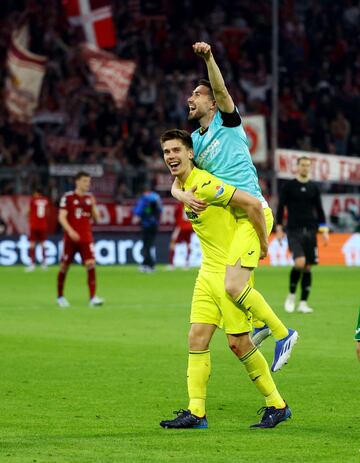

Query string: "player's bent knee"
[[188, 338, 210, 351], [225, 278, 246, 300], [188, 335, 210, 351], [228, 334, 252, 358], [188, 329, 211, 351], [228, 341, 240, 356], [225, 264, 252, 300]]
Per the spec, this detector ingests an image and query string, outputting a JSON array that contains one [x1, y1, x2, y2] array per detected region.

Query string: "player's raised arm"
[[228, 190, 269, 259], [58, 209, 80, 242], [193, 41, 234, 113]]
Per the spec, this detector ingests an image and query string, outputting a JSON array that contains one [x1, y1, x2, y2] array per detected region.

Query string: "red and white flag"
[[5, 25, 47, 123], [82, 44, 136, 108], [64, 0, 116, 49]]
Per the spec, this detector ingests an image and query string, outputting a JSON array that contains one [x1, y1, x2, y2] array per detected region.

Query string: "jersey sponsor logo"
[[0, 235, 151, 265], [214, 184, 225, 198], [201, 180, 211, 188], [196, 139, 220, 165]]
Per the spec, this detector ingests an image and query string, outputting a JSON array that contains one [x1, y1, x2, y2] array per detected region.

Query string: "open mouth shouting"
[[167, 160, 181, 174], [188, 104, 196, 117]]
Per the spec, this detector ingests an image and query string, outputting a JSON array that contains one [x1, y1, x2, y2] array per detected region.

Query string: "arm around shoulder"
[[171, 178, 184, 202], [171, 178, 207, 214]]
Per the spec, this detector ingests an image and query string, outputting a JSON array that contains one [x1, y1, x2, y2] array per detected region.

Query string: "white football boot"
[[284, 293, 296, 313], [57, 296, 70, 308], [297, 301, 313, 313], [89, 296, 104, 307]]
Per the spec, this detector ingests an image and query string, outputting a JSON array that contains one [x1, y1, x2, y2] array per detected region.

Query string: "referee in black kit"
[[276, 156, 329, 314]]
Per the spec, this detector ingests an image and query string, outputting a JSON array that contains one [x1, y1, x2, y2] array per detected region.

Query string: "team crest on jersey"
[[74, 199, 79, 205], [86, 198, 92, 205], [214, 184, 225, 198]]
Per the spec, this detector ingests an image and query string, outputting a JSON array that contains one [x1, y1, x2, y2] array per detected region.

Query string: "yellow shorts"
[[190, 270, 252, 335], [227, 207, 274, 268]]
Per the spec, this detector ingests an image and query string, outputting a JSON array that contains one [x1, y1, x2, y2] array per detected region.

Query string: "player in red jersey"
[[168, 202, 193, 269], [26, 187, 50, 272], [57, 171, 104, 308]]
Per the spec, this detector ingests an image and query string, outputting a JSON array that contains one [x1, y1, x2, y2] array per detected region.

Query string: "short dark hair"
[[198, 79, 215, 100], [297, 156, 311, 164], [75, 171, 90, 181], [33, 185, 44, 195], [160, 129, 193, 150]]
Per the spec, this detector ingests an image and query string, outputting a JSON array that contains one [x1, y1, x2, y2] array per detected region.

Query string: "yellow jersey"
[[182, 167, 236, 272]]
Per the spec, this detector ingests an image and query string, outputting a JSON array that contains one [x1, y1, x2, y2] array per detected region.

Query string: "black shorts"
[[287, 228, 318, 265]]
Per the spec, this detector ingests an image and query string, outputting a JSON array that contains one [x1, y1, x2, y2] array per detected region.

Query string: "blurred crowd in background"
[[0, 0, 360, 202]]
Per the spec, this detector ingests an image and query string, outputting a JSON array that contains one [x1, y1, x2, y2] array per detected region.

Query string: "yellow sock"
[[240, 347, 285, 409], [235, 285, 288, 340], [187, 350, 210, 417]]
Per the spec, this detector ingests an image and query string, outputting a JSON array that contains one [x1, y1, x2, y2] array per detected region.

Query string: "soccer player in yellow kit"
[[159, 129, 292, 429]]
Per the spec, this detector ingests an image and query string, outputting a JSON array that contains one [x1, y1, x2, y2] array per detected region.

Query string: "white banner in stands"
[[82, 44, 136, 108], [275, 149, 360, 184], [5, 25, 47, 122]]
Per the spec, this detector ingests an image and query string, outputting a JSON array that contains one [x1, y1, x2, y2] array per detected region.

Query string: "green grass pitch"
[[0, 265, 359, 462]]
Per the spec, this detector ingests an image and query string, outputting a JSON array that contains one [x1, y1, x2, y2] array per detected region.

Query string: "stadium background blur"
[[0, 0, 359, 264]]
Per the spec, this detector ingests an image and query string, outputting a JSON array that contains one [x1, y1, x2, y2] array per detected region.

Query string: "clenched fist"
[[193, 42, 212, 60]]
